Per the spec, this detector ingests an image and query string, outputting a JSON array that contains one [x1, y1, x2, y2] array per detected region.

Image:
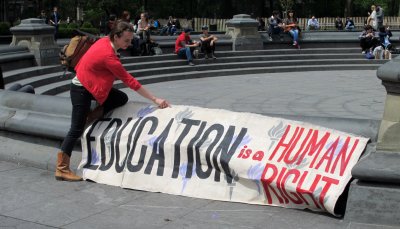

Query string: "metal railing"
[[157, 16, 400, 32]]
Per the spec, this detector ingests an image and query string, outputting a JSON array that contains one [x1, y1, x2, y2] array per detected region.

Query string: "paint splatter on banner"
[[80, 102, 368, 216]]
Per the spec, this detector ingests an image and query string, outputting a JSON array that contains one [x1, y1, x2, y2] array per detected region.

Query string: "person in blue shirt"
[[345, 17, 355, 31], [378, 26, 392, 49]]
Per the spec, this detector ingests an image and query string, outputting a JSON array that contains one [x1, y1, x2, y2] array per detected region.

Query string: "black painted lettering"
[[171, 118, 201, 178], [126, 116, 158, 172], [145, 118, 174, 176], [195, 124, 224, 179], [83, 118, 110, 170], [213, 126, 247, 183]]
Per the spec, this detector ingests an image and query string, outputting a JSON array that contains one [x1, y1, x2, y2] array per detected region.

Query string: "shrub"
[[81, 22, 93, 28], [68, 23, 79, 29], [58, 27, 100, 38], [79, 27, 99, 35], [58, 23, 68, 28], [0, 22, 11, 35], [58, 28, 75, 38]]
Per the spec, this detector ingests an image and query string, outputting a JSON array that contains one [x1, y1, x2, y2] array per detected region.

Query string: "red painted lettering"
[[296, 131, 330, 167], [314, 136, 340, 172], [331, 137, 359, 176], [252, 151, 264, 161], [261, 163, 284, 204], [281, 169, 303, 204], [296, 171, 321, 209]]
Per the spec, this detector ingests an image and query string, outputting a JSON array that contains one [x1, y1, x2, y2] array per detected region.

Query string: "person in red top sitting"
[[175, 28, 199, 66], [55, 21, 170, 182]]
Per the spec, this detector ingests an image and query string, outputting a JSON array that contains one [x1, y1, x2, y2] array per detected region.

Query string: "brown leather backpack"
[[60, 29, 99, 72]]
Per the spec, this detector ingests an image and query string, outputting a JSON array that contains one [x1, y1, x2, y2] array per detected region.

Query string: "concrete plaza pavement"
[[1, 70, 398, 229], [125, 70, 385, 120]]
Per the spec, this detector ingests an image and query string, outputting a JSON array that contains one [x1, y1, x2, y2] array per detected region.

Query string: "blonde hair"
[[371, 5, 376, 11]]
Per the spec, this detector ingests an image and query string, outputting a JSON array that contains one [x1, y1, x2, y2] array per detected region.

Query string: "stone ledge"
[[352, 148, 400, 184], [345, 179, 400, 227], [0, 90, 70, 140]]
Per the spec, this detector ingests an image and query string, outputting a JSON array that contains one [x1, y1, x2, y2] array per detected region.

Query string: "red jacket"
[[75, 37, 142, 104], [175, 32, 191, 53]]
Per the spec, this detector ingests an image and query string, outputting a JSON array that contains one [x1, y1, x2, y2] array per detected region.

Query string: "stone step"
[[4, 48, 371, 86], [5, 71, 73, 90], [3, 65, 63, 84], [13, 56, 387, 91], [38, 63, 382, 96], [122, 53, 377, 72], [120, 47, 363, 63], [128, 59, 388, 78]]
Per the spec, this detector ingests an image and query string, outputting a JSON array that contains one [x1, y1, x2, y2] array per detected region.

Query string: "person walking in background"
[[335, 16, 343, 30], [307, 16, 319, 30], [376, 5, 384, 29], [282, 10, 300, 48], [49, 6, 61, 40], [367, 5, 377, 30], [55, 21, 170, 181], [199, 25, 218, 59], [175, 28, 199, 66]]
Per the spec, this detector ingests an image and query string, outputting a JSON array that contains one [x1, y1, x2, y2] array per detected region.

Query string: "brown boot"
[[55, 152, 83, 181]]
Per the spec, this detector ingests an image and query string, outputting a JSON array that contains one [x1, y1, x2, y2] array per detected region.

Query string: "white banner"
[[80, 102, 368, 216]]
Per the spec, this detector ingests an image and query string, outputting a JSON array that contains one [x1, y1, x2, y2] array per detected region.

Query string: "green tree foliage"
[[9, 0, 400, 27], [353, 0, 388, 16]]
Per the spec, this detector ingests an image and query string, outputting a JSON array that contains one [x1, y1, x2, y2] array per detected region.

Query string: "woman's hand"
[[154, 98, 171, 109]]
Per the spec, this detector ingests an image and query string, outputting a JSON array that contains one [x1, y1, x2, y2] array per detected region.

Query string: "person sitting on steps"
[[199, 25, 218, 59], [335, 16, 343, 30], [136, 12, 154, 55], [282, 10, 300, 48], [175, 28, 199, 66], [307, 16, 320, 30], [345, 17, 355, 31], [268, 10, 283, 41], [359, 25, 379, 54]]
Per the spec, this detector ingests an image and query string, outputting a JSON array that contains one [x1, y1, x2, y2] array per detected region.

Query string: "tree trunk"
[[344, 0, 352, 17]]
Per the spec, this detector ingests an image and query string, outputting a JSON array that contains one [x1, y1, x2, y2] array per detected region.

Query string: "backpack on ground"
[[60, 29, 100, 72], [149, 41, 163, 55]]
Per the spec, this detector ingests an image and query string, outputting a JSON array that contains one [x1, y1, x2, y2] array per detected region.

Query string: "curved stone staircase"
[[2, 47, 391, 97]]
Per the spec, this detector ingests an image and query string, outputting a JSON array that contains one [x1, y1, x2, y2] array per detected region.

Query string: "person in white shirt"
[[307, 16, 319, 30], [367, 5, 377, 30]]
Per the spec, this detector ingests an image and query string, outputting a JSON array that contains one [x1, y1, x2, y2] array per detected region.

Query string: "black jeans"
[[360, 37, 379, 51], [201, 40, 216, 54], [61, 83, 128, 156]]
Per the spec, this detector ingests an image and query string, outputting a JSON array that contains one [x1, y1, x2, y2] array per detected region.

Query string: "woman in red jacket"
[[55, 21, 170, 181]]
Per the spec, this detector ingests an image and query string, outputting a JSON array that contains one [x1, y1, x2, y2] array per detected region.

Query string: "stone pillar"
[[225, 14, 263, 51], [375, 57, 400, 151], [10, 18, 59, 66], [345, 56, 400, 227]]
